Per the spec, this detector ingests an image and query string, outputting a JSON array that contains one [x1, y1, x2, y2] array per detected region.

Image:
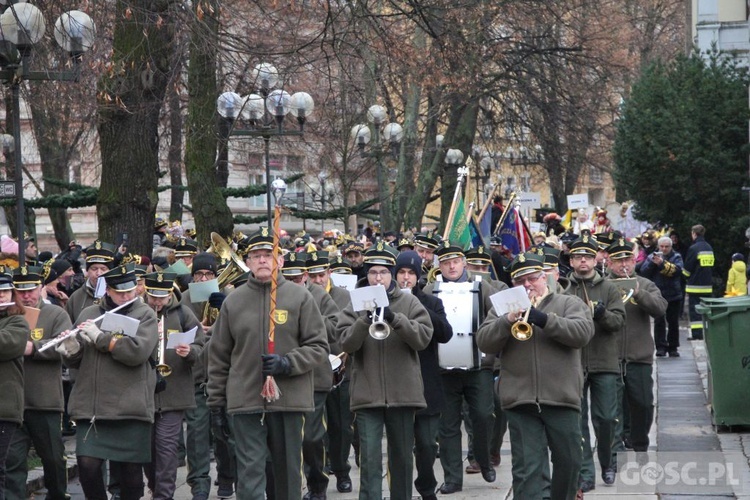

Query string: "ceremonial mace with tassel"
[[261, 179, 288, 402]]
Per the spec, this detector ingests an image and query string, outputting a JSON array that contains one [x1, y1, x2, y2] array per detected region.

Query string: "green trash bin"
[[695, 296, 750, 428]]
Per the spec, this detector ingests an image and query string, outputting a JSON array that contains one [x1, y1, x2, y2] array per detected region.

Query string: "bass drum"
[[435, 280, 482, 370]]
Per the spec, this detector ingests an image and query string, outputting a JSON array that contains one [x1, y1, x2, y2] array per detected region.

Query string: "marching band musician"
[[142, 272, 205, 500], [414, 232, 439, 287], [305, 251, 354, 493], [605, 239, 666, 459], [281, 251, 338, 500], [464, 246, 504, 291], [177, 252, 234, 500], [65, 240, 116, 323], [476, 251, 594, 500], [0, 267, 30, 500], [207, 228, 328, 500], [424, 241, 505, 493], [5, 266, 72, 500], [339, 242, 367, 281], [55, 262, 159, 500], [565, 233, 626, 492], [394, 250, 453, 500], [309, 253, 356, 493], [538, 246, 571, 292], [337, 243, 432, 500], [179, 252, 220, 326], [173, 238, 200, 292]]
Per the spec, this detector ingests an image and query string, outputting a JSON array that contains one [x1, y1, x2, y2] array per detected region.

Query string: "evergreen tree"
[[614, 51, 750, 276]]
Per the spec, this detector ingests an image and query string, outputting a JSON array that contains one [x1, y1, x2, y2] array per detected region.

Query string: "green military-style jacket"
[[25, 300, 72, 411], [0, 312, 30, 424]]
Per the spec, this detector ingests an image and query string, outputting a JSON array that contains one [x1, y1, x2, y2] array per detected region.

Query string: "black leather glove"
[[210, 407, 231, 441], [209, 292, 226, 309], [526, 307, 548, 328], [262, 354, 292, 377], [383, 306, 395, 323], [593, 302, 606, 320]]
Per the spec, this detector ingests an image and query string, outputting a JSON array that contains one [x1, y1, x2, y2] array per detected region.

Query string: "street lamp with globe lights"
[[350, 104, 403, 233], [0, 3, 95, 264], [216, 62, 314, 230]]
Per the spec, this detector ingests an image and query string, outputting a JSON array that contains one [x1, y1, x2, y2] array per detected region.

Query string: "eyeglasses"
[[512, 273, 545, 286], [193, 271, 215, 279], [367, 269, 391, 277], [249, 253, 273, 261]]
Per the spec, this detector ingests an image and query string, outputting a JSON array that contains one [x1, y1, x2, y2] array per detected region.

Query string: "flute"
[[38, 298, 139, 352], [0, 302, 15, 308]]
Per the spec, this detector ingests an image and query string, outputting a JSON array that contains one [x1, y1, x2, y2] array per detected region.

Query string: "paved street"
[[29, 321, 750, 499]]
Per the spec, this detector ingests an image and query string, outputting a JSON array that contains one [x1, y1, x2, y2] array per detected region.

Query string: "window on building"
[[589, 166, 603, 185]]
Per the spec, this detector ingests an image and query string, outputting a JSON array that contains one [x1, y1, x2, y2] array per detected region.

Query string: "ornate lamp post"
[[216, 62, 313, 230], [0, 4, 95, 264], [350, 104, 403, 233]]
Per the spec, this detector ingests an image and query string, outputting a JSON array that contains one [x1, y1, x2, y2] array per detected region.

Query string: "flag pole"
[[477, 183, 497, 223], [442, 166, 470, 240], [492, 191, 518, 236]]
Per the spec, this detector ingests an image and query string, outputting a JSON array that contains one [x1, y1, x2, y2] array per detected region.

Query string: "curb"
[[26, 445, 78, 496]]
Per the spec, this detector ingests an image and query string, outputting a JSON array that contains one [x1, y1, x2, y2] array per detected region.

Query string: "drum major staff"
[[476, 251, 594, 500]]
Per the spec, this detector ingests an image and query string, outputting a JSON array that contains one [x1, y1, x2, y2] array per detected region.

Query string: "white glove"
[[80, 321, 103, 344], [55, 335, 81, 357]]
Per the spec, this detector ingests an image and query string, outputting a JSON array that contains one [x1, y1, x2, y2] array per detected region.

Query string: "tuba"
[[202, 232, 250, 325], [156, 315, 172, 377], [368, 308, 391, 340]]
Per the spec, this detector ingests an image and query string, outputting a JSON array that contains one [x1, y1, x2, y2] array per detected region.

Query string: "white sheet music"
[[349, 285, 389, 312], [490, 286, 532, 316], [166, 326, 198, 349]]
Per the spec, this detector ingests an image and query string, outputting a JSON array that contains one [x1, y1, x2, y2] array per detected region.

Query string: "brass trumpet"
[[156, 315, 172, 377], [511, 294, 539, 341], [511, 307, 533, 341], [368, 308, 391, 340]]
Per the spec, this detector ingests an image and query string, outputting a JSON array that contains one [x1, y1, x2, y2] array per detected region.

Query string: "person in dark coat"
[[394, 251, 453, 500]]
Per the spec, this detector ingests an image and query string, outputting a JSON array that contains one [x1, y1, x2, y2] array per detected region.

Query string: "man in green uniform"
[[281, 251, 338, 500], [65, 240, 116, 323], [309, 253, 355, 493], [5, 266, 72, 500], [477, 251, 594, 500], [565, 232, 626, 492], [606, 239, 666, 460], [337, 243, 433, 500], [424, 242, 505, 493], [179, 252, 236, 500], [143, 271, 206, 500], [207, 228, 328, 500]]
